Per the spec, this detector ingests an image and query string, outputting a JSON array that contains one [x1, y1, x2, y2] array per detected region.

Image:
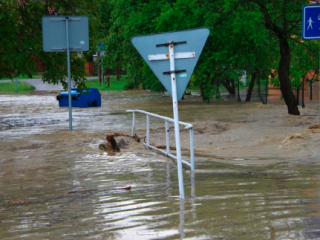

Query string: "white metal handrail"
[[126, 110, 195, 171]]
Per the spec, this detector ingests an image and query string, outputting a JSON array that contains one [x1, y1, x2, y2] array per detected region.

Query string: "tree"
[[291, 38, 319, 102], [244, 0, 307, 115], [0, 0, 99, 89], [96, 0, 310, 116]]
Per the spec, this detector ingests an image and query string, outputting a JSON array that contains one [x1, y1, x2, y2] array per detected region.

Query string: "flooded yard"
[[0, 92, 320, 239]]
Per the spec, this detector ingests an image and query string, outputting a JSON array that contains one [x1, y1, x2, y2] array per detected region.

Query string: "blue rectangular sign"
[[42, 16, 89, 52], [302, 5, 320, 40], [98, 43, 106, 52]]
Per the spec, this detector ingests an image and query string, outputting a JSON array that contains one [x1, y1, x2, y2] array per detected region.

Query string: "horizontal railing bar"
[[144, 143, 192, 168], [126, 110, 193, 129]]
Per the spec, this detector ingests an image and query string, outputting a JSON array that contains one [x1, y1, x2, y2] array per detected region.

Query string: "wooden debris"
[[4, 199, 28, 205], [107, 135, 120, 151], [117, 138, 127, 149], [118, 186, 131, 191], [99, 135, 120, 152], [309, 125, 320, 129], [113, 133, 145, 142]]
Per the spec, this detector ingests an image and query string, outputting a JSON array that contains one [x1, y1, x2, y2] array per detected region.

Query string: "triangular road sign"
[[131, 28, 210, 100]]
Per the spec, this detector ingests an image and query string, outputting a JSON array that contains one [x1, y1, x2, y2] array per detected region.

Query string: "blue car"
[[56, 88, 101, 108]]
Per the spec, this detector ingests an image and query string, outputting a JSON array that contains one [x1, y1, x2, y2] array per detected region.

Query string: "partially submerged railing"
[[126, 110, 195, 171]]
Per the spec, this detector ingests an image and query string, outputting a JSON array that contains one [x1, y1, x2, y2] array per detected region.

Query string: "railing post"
[[126, 110, 195, 172], [190, 128, 195, 172], [131, 112, 136, 136], [146, 115, 150, 148], [165, 121, 170, 155]]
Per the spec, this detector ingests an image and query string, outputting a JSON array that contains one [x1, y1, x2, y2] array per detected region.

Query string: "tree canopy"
[[0, 0, 99, 88], [0, 0, 316, 115]]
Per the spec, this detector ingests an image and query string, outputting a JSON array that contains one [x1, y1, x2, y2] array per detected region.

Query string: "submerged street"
[[0, 92, 320, 240]]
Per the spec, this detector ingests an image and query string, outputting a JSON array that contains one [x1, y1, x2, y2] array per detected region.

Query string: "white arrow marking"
[[148, 52, 195, 61]]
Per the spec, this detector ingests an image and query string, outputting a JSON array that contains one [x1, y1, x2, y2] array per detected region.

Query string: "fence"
[[126, 110, 195, 171]]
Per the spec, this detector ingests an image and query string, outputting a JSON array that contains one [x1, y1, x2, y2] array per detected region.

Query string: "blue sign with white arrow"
[[302, 5, 320, 40], [131, 28, 210, 100]]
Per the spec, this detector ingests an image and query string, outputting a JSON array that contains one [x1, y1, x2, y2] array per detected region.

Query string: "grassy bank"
[[0, 74, 42, 81], [0, 81, 35, 93], [85, 75, 129, 91]]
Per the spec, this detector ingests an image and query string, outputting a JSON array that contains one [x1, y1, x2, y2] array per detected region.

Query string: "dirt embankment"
[[129, 102, 320, 162]]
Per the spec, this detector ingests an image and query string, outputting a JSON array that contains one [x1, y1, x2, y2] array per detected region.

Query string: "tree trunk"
[[231, 79, 235, 96], [302, 78, 305, 108], [106, 135, 120, 151], [222, 78, 236, 97], [215, 82, 221, 99], [98, 51, 101, 84], [200, 80, 210, 103], [251, 1, 299, 115], [296, 86, 300, 105], [310, 82, 313, 100], [277, 37, 300, 115], [246, 69, 259, 102], [116, 64, 120, 80]]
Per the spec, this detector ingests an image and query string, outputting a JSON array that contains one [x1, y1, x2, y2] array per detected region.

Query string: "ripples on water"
[[0, 93, 320, 239]]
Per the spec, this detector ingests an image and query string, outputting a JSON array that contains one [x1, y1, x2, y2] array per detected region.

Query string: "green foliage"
[[0, 74, 42, 80], [124, 81, 135, 90], [0, 0, 99, 89], [290, 39, 319, 90], [95, 0, 278, 101], [1, 0, 314, 104]]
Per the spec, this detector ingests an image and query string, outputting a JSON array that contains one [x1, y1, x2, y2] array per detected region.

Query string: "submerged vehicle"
[[56, 88, 101, 108]]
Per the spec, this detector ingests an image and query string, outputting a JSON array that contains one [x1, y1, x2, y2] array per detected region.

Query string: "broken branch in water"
[[107, 135, 120, 151], [99, 135, 120, 152], [113, 133, 146, 142], [99, 133, 146, 152]]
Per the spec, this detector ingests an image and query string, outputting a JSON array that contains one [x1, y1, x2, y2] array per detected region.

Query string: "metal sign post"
[[42, 16, 89, 131], [170, 42, 184, 199], [98, 43, 106, 89], [131, 28, 210, 199], [168, 41, 187, 199], [65, 17, 72, 131], [302, 4, 320, 124], [153, 40, 197, 199], [101, 58, 104, 88]]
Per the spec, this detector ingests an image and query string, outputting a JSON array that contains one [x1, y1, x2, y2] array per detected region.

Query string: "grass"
[[85, 75, 130, 91], [0, 74, 43, 80], [0, 81, 35, 93]]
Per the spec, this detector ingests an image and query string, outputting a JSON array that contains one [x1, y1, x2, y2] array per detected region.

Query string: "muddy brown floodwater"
[[0, 91, 320, 240]]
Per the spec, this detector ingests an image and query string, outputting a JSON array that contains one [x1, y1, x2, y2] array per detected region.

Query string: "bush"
[[124, 81, 135, 90]]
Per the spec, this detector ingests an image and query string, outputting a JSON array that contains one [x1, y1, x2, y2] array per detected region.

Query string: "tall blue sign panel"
[[302, 5, 320, 40]]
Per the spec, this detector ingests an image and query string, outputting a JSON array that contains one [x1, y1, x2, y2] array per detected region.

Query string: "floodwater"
[[0, 92, 320, 240]]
